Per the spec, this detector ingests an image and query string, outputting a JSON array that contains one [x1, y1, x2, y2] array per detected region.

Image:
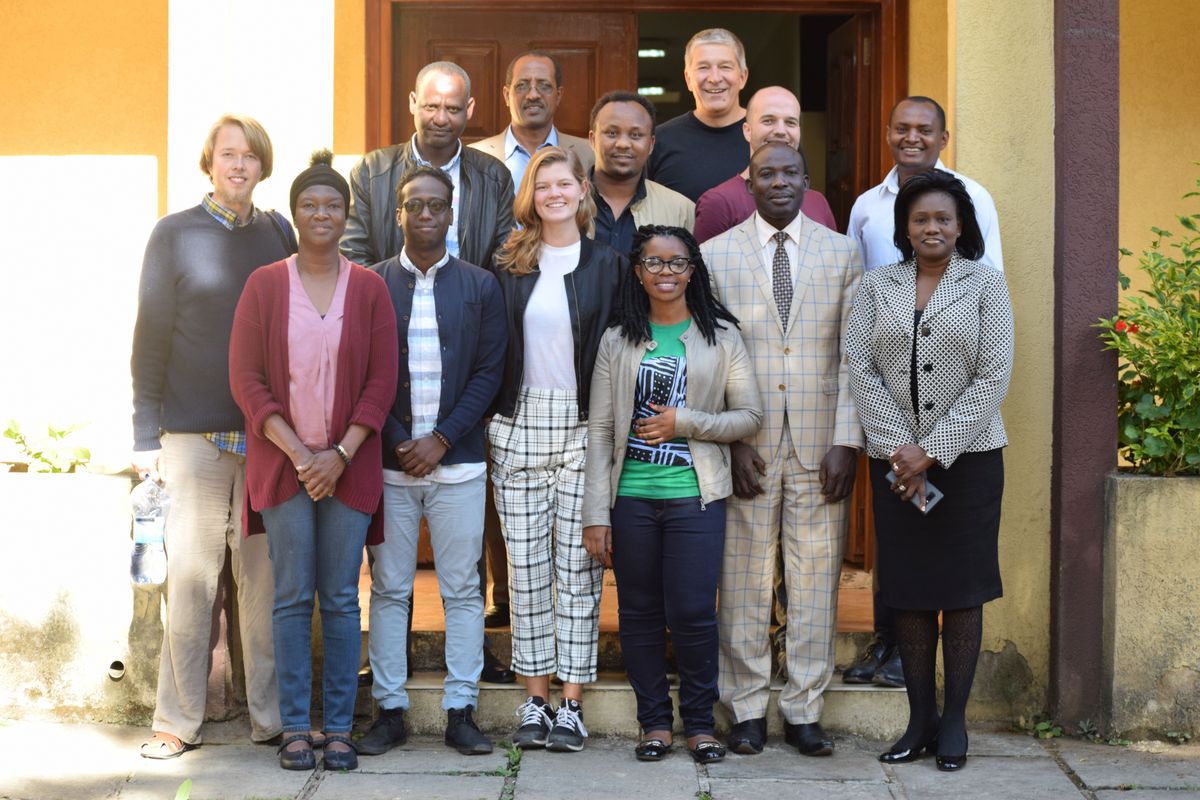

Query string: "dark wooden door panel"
[[391, 8, 636, 145], [825, 15, 871, 233]]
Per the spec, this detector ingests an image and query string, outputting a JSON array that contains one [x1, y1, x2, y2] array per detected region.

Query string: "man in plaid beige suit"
[[700, 142, 863, 756]]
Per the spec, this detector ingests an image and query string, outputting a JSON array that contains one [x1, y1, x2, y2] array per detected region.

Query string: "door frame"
[[365, 0, 907, 184]]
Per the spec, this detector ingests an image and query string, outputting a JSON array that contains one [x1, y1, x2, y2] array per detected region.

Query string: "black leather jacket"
[[492, 237, 625, 421], [341, 140, 514, 268]]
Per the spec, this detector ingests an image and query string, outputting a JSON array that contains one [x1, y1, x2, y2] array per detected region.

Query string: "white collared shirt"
[[383, 248, 485, 487], [503, 125, 560, 192], [754, 211, 805, 286], [846, 159, 1004, 272], [410, 135, 463, 259]]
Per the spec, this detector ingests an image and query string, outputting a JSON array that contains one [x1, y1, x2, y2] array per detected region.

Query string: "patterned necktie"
[[772, 230, 793, 328]]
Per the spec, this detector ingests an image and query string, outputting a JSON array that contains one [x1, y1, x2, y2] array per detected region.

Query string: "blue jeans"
[[262, 492, 369, 734], [370, 475, 485, 711], [610, 496, 725, 736]]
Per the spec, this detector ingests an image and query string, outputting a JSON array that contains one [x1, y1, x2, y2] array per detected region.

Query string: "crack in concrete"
[[1043, 740, 1099, 800]]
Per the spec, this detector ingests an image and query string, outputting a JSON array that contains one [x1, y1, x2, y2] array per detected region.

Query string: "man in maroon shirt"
[[694, 86, 837, 243]]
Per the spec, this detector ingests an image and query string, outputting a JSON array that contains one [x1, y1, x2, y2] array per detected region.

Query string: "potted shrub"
[[1098, 176, 1200, 738]]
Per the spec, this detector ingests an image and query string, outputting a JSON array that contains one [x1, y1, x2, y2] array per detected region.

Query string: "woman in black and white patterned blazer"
[[844, 169, 1013, 773]]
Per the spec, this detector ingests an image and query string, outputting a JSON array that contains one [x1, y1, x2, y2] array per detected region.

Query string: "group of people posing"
[[130, 27, 1013, 776]]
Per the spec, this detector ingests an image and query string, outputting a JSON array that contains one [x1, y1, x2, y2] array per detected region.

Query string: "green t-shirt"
[[616, 319, 701, 499]]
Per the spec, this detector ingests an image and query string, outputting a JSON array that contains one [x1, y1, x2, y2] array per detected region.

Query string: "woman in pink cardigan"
[[230, 151, 397, 771]]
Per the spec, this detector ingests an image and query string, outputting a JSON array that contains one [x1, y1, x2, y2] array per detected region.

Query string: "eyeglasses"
[[401, 198, 450, 215], [639, 257, 693, 274], [511, 80, 556, 96]]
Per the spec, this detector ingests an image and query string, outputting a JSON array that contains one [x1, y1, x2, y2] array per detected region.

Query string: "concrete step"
[[362, 671, 908, 741]]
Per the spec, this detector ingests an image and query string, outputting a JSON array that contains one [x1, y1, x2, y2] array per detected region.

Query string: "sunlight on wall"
[[167, 0, 335, 217], [0, 156, 158, 467]]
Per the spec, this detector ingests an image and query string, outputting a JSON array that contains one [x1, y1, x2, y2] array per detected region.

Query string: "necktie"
[[772, 230, 792, 329]]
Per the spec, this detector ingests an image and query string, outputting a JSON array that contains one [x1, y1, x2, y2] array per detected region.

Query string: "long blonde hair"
[[494, 147, 596, 275]]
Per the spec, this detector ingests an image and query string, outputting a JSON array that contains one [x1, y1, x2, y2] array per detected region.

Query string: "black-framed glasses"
[[401, 198, 450, 215], [639, 257, 693, 274]]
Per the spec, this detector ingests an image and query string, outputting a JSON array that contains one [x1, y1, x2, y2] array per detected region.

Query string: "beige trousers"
[[718, 427, 848, 724], [153, 433, 280, 743]]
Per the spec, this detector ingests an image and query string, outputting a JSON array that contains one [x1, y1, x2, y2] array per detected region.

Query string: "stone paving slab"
[[515, 738, 699, 800], [1053, 739, 1200, 791], [705, 778, 897, 800], [1095, 792, 1200, 800], [708, 739, 889, 783], [0, 720, 141, 800], [350, 738, 510, 775], [313, 772, 505, 800], [121, 744, 311, 800], [885, 752, 1081, 799]]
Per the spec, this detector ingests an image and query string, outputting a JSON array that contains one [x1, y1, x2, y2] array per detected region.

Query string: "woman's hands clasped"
[[635, 403, 678, 445], [583, 525, 612, 568], [296, 449, 345, 501], [889, 443, 936, 508]]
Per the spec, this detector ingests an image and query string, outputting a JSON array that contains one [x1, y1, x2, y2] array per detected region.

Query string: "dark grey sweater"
[[131, 204, 294, 451]]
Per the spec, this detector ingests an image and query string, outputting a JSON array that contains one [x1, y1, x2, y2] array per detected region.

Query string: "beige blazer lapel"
[[785, 219, 820, 334], [734, 222, 787, 335]]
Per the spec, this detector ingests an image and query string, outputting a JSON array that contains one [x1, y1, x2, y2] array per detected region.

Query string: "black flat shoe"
[[843, 637, 890, 684], [634, 738, 673, 761], [480, 647, 517, 684], [784, 721, 834, 757], [879, 736, 937, 763], [689, 740, 726, 763], [322, 734, 358, 771], [936, 753, 968, 771], [726, 717, 767, 755], [278, 733, 315, 771]]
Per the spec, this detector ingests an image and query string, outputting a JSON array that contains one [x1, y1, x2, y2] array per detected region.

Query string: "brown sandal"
[[140, 732, 197, 760]]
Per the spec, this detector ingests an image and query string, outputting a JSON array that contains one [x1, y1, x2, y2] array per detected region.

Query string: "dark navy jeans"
[[610, 496, 725, 736]]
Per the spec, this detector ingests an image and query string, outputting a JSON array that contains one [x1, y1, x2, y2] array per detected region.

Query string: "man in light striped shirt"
[[361, 166, 509, 756]]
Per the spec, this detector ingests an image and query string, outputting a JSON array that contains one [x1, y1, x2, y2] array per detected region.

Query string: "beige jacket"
[[631, 179, 696, 232], [583, 321, 763, 526]]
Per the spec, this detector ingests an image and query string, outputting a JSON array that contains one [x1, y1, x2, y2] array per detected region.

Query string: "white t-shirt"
[[522, 241, 580, 390], [846, 160, 1004, 272]]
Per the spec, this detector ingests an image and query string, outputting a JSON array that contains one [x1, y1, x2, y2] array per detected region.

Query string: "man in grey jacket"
[[342, 61, 515, 268]]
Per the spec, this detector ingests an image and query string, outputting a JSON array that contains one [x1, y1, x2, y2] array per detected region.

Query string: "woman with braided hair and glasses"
[[582, 225, 762, 763]]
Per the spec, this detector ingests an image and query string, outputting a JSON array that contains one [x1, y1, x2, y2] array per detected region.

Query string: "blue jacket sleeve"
[[434, 272, 508, 445]]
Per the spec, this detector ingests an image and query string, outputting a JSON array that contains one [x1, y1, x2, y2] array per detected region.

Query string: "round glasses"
[[639, 257, 693, 274], [402, 198, 450, 215]]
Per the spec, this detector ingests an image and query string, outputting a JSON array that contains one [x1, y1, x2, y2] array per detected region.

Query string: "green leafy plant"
[[1167, 730, 1193, 745], [1097, 175, 1200, 475], [3, 420, 91, 473], [174, 779, 192, 800], [1035, 720, 1063, 739]]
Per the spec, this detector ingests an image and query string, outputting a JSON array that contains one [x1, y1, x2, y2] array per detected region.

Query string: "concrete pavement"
[[0, 718, 1197, 799]]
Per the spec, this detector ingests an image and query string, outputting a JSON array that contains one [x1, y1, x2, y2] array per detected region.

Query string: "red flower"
[[1128, 323, 1139, 334], [1115, 320, 1128, 332]]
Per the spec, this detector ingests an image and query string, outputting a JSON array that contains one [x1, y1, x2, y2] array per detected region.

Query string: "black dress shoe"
[[872, 646, 905, 688], [936, 753, 968, 771], [879, 734, 937, 763], [726, 717, 767, 754], [783, 721, 834, 756], [484, 604, 510, 628], [480, 647, 516, 684], [842, 637, 889, 684]]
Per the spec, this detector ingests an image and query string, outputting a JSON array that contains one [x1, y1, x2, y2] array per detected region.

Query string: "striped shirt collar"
[[202, 193, 258, 230], [410, 135, 464, 173], [400, 248, 451, 281]]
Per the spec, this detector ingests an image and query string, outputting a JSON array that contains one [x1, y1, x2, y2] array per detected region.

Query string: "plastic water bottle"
[[130, 476, 169, 586]]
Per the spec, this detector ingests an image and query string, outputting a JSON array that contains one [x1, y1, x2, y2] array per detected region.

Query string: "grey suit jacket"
[[469, 127, 594, 187], [844, 254, 1013, 468], [701, 215, 864, 469]]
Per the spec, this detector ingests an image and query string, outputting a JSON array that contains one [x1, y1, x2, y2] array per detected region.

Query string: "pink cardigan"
[[230, 258, 398, 543]]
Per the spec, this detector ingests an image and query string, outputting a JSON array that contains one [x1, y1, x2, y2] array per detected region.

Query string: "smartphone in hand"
[[885, 470, 944, 515]]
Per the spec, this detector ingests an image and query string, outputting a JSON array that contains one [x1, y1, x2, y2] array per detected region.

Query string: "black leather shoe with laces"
[[446, 705, 493, 755]]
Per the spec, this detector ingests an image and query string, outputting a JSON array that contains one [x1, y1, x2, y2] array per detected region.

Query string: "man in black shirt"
[[646, 28, 750, 203]]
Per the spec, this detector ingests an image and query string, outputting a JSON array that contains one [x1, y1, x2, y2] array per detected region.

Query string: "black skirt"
[[871, 449, 1004, 610]]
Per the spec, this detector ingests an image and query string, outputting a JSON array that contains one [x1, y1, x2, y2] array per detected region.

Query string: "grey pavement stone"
[[515, 738, 699, 800], [1053, 738, 1200, 791], [1096, 793, 1200, 799], [709, 739, 889, 783], [966, 729, 1054, 757], [120, 744, 310, 800], [351, 739, 510, 775], [313, 773, 504, 799], [887, 752, 1082, 799], [0, 720, 140, 800], [705, 779, 896, 800]]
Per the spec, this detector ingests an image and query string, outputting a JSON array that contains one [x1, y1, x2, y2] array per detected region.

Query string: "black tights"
[[891, 606, 982, 757]]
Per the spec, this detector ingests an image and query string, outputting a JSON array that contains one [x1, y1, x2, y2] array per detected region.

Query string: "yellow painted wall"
[[953, 0, 1056, 717], [1119, 1, 1200, 286], [907, 0, 955, 167], [0, 0, 168, 213], [334, 0, 367, 155]]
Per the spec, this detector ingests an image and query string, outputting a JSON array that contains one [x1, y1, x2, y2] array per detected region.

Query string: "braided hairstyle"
[[616, 225, 739, 346]]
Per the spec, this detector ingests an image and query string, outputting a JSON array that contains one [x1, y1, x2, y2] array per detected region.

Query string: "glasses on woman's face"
[[639, 257, 693, 274], [401, 198, 450, 215]]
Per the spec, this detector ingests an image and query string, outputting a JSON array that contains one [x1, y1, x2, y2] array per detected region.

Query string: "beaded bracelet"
[[333, 443, 352, 466], [431, 430, 451, 449]]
